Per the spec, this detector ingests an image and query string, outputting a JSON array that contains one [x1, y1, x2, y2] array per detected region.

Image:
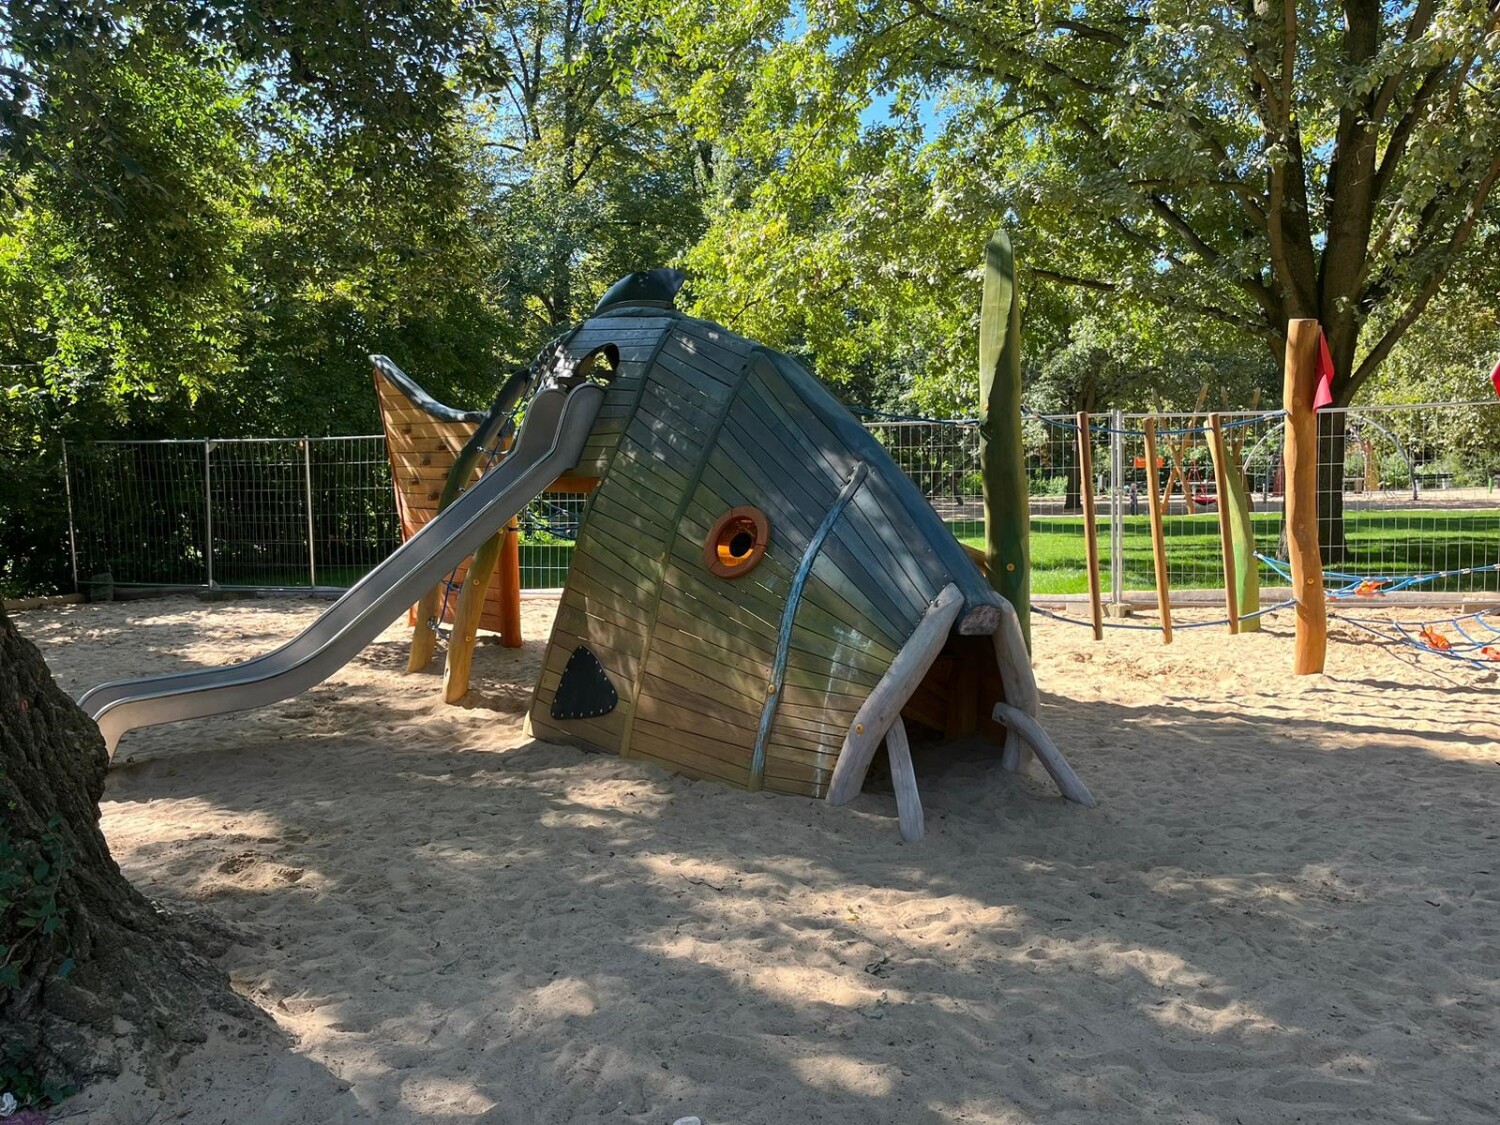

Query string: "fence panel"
[[1113, 410, 1288, 601], [208, 439, 312, 588], [1317, 403, 1500, 597], [309, 436, 402, 588], [67, 440, 209, 588], [63, 403, 1500, 602]]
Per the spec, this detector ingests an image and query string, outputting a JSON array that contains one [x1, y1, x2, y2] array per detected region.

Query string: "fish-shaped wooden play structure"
[[379, 268, 1091, 833], [83, 247, 1087, 834]]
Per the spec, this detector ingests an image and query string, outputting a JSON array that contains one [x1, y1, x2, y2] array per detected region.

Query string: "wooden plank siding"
[[374, 368, 514, 633], [529, 310, 1015, 800]]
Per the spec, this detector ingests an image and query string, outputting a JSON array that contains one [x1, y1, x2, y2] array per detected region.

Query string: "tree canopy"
[[2, 0, 1498, 593]]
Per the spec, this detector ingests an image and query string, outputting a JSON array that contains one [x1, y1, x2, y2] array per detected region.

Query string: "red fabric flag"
[[1314, 331, 1336, 410], [1491, 356, 1500, 399]]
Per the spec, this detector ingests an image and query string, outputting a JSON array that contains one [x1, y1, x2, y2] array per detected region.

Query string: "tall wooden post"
[[1076, 412, 1104, 640], [499, 516, 522, 648], [1206, 413, 1240, 635], [1142, 418, 1173, 644], [979, 230, 1030, 649], [442, 531, 503, 703], [1221, 419, 1262, 633], [1283, 320, 1327, 674]]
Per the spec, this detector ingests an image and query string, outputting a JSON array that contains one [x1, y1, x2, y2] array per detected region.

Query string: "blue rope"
[[1330, 609, 1500, 670], [1031, 599, 1295, 632], [851, 406, 979, 425], [750, 462, 869, 789], [1254, 552, 1500, 598]]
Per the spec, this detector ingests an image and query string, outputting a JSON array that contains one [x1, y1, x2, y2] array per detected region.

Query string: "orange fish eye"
[[703, 507, 770, 578]]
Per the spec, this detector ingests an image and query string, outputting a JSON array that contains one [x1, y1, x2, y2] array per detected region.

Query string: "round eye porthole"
[[703, 506, 770, 579]]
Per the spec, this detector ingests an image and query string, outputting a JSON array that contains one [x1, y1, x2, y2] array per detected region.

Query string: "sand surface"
[[15, 593, 1500, 1123]]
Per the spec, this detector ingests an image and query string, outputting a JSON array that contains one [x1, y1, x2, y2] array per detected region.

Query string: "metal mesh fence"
[[64, 403, 1500, 602], [1315, 403, 1500, 598], [519, 492, 584, 591], [67, 437, 400, 592]]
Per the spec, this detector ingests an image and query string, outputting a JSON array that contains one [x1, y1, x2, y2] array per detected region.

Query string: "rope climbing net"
[[1253, 552, 1500, 667]]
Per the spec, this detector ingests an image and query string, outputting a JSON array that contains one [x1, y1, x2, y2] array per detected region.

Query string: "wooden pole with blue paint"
[[979, 230, 1030, 650]]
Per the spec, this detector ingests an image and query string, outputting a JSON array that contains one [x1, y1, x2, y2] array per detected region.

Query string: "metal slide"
[[80, 382, 604, 754]]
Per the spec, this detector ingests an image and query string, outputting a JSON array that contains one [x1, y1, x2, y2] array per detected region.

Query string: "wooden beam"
[[991, 702, 1095, 807], [1283, 320, 1327, 674], [1142, 418, 1173, 645], [1076, 412, 1104, 640], [499, 516, 522, 648], [885, 718, 924, 842], [442, 531, 502, 703], [407, 590, 442, 672], [991, 603, 1037, 774], [1220, 419, 1262, 633], [1206, 413, 1240, 635], [826, 584, 964, 805]]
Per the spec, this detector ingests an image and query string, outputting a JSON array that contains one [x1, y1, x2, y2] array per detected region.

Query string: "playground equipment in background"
[[80, 250, 1092, 840], [373, 352, 599, 701], [372, 357, 521, 651], [79, 380, 607, 750], [1038, 321, 1499, 676]]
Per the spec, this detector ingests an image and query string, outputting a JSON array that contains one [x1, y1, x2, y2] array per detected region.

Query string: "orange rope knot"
[[1353, 580, 1386, 597], [1481, 646, 1500, 661], [1418, 626, 1452, 651]]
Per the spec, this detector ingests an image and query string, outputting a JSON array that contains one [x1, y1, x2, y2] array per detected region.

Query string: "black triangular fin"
[[551, 646, 618, 720]]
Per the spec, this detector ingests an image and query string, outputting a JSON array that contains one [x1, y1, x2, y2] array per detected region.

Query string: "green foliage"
[[0, 810, 71, 995], [1381, 451, 1414, 490], [0, 1039, 78, 1113], [642, 0, 1500, 405]]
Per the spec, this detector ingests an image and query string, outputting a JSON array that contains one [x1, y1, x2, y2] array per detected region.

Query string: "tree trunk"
[[1316, 412, 1348, 566], [0, 607, 260, 1107], [1063, 450, 1082, 513]]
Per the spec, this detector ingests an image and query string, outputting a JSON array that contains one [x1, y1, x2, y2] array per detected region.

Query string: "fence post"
[[1076, 411, 1104, 640], [1142, 419, 1173, 643], [1283, 320, 1327, 674], [1110, 409, 1125, 609], [204, 440, 215, 588], [303, 439, 317, 589], [61, 440, 80, 593]]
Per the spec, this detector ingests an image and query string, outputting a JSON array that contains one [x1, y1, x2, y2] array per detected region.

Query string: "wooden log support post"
[[1076, 412, 1104, 640], [1142, 418, 1173, 644], [499, 516, 522, 648], [827, 584, 965, 806], [1206, 413, 1240, 635], [1284, 320, 1328, 674], [992, 601, 1037, 775], [991, 702, 1095, 807], [885, 718, 924, 842], [979, 229, 1031, 650], [442, 531, 503, 703], [406, 589, 442, 672]]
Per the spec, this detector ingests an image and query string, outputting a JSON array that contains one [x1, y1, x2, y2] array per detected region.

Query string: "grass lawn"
[[951, 509, 1500, 595], [203, 510, 1499, 598]]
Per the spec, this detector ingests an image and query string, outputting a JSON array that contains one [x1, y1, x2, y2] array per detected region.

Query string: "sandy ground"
[[14, 593, 1500, 1124]]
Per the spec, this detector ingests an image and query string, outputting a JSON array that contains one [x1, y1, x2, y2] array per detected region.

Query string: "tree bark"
[[0, 607, 260, 1105]]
